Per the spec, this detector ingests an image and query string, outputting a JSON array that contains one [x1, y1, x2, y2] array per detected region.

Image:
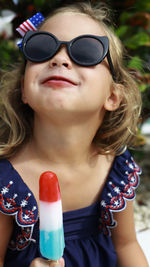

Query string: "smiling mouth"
[[42, 76, 77, 86]]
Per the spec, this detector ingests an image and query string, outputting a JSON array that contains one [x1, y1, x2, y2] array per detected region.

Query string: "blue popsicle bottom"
[[40, 227, 65, 260]]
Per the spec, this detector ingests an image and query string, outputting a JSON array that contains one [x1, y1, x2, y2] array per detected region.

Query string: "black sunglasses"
[[22, 31, 116, 81]]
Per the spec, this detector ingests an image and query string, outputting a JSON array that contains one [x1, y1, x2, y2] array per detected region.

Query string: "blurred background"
[[0, 0, 150, 261]]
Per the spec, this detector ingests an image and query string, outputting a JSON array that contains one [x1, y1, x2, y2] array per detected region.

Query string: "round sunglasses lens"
[[25, 34, 57, 61], [71, 37, 104, 65]]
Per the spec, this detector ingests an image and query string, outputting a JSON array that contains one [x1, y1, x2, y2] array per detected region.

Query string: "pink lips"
[[42, 76, 77, 89]]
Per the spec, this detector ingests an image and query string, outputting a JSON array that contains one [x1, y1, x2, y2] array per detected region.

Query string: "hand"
[[29, 257, 65, 267]]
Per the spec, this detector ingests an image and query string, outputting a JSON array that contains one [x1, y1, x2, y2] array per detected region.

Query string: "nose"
[[48, 46, 72, 69]]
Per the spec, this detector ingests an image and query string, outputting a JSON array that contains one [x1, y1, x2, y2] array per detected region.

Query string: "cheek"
[[23, 65, 40, 90], [82, 62, 111, 84], [82, 67, 111, 95], [21, 76, 36, 105], [25, 61, 42, 84]]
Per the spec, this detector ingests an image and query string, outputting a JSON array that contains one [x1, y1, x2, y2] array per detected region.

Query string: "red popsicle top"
[[39, 171, 61, 202]]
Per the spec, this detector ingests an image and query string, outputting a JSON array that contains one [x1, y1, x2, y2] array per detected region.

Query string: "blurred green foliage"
[[0, 37, 20, 68], [113, 0, 150, 124], [0, 0, 150, 124]]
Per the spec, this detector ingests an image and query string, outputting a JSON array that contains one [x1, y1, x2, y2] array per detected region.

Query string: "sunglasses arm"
[[107, 50, 117, 82]]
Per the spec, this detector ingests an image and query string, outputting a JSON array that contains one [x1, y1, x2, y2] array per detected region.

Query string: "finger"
[[48, 258, 65, 266], [29, 258, 47, 267], [29, 257, 49, 266]]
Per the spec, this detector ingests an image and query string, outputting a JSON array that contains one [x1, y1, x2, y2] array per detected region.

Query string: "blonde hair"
[[0, 2, 141, 158]]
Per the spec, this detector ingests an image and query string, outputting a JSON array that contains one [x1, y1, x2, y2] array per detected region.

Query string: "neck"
[[29, 114, 102, 166]]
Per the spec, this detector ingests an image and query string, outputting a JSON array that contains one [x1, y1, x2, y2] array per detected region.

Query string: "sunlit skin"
[[22, 13, 118, 126]]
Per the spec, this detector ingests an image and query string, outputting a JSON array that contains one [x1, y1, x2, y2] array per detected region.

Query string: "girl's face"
[[22, 13, 120, 122]]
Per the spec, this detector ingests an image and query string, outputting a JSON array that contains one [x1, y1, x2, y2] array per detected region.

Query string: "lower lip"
[[43, 80, 76, 89]]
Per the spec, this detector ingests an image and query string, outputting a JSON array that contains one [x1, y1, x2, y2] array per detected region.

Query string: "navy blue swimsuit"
[[0, 150, 140, 267]]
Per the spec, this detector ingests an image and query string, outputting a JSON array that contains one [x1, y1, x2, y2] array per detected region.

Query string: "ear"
[[21, 76, 27, 104], [104, 83, 123, 111]]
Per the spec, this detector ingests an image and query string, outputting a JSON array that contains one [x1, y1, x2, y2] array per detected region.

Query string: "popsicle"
[[39, 171, 65, 260]]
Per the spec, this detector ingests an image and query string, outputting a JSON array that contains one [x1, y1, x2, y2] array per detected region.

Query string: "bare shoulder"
[[8, 145, 41, 205], [0, 212, 14, 261], [111, 200, 137, 248]]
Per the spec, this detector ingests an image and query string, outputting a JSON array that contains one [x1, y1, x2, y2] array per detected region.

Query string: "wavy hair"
[[0, 2, 141, 158]]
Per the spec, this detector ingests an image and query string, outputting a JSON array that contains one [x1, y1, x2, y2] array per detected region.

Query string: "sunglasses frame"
[[22, 31, 116, 81]]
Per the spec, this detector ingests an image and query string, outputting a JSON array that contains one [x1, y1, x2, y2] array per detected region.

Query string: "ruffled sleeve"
[[0, 159, 38, 250], [99, 150, 141, 236]]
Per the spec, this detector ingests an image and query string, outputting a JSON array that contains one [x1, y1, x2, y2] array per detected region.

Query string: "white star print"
[[23, 214, 30, 220], [1, 187, 9, 194], [113, 187, 120, 194], [5, 202, 12, 208], [101, 200, 106, 207], [20, 200, 27, 207]]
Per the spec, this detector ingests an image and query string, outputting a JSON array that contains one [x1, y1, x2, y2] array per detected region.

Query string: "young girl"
[[0, 2, 148, 267]]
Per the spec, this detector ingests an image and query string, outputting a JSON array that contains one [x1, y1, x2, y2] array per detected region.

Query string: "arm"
[[0, 213, 14, 267], [111, 200, 149, 267]]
